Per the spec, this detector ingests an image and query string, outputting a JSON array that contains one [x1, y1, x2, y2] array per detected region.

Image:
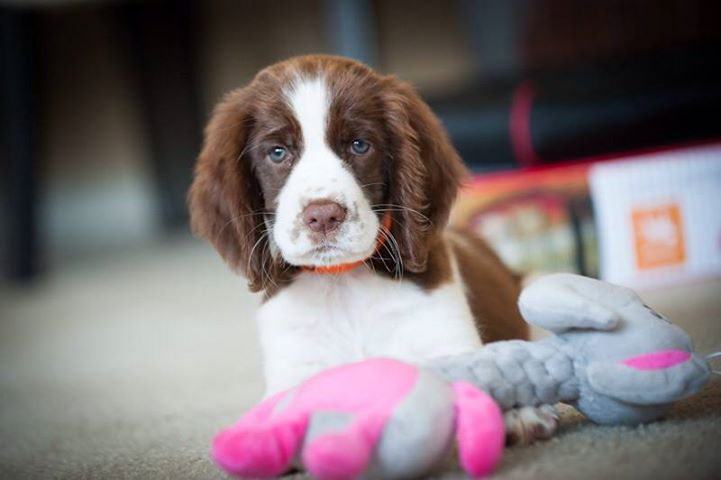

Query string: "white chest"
[[257, 268, 482, 395]]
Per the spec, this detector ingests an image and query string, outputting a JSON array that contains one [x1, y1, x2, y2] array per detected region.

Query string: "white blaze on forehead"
[[274, 74, 379, 266], [285, 76, 329, 151]]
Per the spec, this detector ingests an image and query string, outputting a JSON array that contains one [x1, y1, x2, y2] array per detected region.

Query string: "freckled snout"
[[302, 200, 346, 235]]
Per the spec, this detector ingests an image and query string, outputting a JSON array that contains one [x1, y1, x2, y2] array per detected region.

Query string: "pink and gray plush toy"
[[213, 359, 504, 479], [212, 274, 711, 479]]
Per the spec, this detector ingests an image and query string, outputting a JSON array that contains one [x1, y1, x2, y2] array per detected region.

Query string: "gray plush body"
[[429, 274, 711, 425]]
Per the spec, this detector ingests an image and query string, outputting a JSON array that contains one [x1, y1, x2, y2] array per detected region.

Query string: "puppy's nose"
[[303, 200, 346, 234]]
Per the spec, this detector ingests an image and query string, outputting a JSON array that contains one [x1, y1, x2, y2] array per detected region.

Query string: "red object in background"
[[509, 81, 541, 168]]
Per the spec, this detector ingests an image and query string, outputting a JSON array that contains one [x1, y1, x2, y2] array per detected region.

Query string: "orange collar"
[[303, 212, 393, 274]]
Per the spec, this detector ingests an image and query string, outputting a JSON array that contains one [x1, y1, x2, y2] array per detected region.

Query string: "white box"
[[589, 144, 721, 289]]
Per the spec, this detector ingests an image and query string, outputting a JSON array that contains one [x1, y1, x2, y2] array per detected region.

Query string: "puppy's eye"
[[350, 139, 370, 155], [267, 146, 288, 163]]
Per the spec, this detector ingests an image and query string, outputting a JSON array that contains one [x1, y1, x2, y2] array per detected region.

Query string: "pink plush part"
[[302, 425, 374, 480], [453, 382, 505, 478], [212, 420, 305, 477], [212, 390, 306, 477], [285, 358, 419, 413], [623, 350, 691, 370], [212, 359, 419, 478]]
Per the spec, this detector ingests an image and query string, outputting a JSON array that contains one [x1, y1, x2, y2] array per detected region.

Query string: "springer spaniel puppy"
[[189, 55, 557, 445]]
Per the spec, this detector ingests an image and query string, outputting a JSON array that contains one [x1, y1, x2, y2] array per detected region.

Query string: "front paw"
[[504, 405, 559, 446]]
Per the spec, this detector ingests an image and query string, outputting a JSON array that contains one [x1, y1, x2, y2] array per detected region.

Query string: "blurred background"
[[1, 0, 720, 281], [2, 2, 721, 478]]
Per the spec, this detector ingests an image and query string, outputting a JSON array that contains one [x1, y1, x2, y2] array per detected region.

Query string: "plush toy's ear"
[[586, 353, 710, 405], [518, 273, 641, 332]]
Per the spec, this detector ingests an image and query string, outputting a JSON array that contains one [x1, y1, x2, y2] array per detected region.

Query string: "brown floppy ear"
[[382, 76, 468, 272], [188, 87, 280, 292]]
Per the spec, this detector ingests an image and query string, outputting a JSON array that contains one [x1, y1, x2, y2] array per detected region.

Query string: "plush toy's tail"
[[452, 382, 505, 477]]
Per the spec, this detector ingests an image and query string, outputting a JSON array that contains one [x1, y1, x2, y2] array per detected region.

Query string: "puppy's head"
[[189, 55, 466, 292]]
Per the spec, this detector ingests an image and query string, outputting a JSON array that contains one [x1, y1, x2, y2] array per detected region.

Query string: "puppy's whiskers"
[[217, 210, 275, 241], [371, 204, 431, 224], [377, 222, 403, 281], [247, 228, 270, 284]]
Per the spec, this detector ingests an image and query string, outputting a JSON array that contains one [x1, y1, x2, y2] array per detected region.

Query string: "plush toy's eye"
[[350, 139, 370, 155], [268, 146, 288, 163]]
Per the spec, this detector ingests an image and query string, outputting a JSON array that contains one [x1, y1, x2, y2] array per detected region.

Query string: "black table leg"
[[1, 9, 38, 281], [121, 0, 202, 231]]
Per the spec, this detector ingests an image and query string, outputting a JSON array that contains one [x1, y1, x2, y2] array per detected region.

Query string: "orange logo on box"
[[632, 203, 686, 270]]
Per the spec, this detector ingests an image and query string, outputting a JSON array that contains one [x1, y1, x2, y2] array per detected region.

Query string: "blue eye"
[[350, 139, 370, 155], [268, 146, 287, 163]]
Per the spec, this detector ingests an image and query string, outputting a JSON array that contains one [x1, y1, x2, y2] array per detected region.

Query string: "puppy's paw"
[[504, 405, 559, 446]]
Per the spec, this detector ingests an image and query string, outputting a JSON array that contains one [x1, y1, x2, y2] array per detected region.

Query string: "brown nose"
[[303, 201, 346, 234]]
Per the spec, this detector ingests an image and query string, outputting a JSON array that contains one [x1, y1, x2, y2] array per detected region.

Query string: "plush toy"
[[431, 273, 711, 425], [212, 359, 505, 480], [212, 274, 712, 479]]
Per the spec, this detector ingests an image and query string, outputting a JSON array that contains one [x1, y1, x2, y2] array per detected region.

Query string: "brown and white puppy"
[[189, 55, 557, 444]]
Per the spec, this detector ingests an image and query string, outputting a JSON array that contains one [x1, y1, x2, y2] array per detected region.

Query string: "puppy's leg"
[[504, 405, 559, 446]]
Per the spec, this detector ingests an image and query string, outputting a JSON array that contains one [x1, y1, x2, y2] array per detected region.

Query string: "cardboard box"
[[589, 144, 721, 288]]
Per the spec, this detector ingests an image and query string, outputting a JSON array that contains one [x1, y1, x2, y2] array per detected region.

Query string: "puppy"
[[189, 55, 557, 445]]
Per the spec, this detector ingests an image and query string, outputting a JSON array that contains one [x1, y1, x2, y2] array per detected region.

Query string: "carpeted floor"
[[1, 238, 720, 479]]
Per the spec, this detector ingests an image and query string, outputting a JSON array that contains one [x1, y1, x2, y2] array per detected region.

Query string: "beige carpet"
[[1, 238, 720, 480]]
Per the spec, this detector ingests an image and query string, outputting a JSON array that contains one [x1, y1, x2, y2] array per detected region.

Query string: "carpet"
[[1, 238, 720, 479]]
